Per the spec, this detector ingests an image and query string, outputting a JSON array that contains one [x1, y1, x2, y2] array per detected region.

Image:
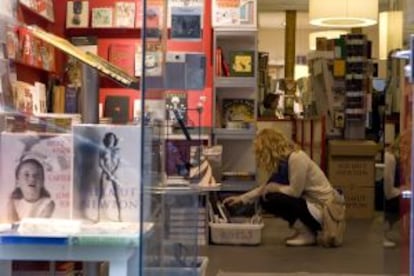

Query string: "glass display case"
[[0, 0, 208, 275]]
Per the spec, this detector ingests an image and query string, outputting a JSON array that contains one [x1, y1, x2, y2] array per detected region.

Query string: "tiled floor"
[[200, 214, 406, 276]]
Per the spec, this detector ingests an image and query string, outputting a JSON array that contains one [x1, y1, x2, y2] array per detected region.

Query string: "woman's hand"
[[223, 195, 243, 207]]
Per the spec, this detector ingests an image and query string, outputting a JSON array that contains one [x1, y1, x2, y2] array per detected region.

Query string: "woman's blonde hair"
[[254, 128, 299, 174]]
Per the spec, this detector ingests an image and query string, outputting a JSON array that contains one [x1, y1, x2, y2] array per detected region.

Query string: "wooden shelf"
[[14, 59, 55, 74], [214, 77, 256, 88], [19, 2, 54, 24], [214, 128, 256, 139], [65, 28, 141, 39]]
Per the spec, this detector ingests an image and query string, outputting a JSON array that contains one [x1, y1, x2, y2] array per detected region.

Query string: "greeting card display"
[[114, 1, 136, 28], [91, 7, 113, 28], [66, 1, 90, 28]]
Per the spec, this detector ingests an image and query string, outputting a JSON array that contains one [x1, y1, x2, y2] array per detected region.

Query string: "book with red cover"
[[108, 44, 135, 76]]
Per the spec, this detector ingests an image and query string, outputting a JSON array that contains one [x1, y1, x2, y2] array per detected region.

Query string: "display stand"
[[0, 221, 153, 276], [0, 244, 136, 276]]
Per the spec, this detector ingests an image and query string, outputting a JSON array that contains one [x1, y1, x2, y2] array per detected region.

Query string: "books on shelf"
[[135, 0, 143, 28], [0, 132, 72, 224], [19, 0, 55, 22], [66, 0, 90, 28], [215, 47, 230, 77], [146, 5, 162, 38], [13, 28, 56, 71], [27, 25, 139, 89], [170, 6, 202, 40], [104, 95, 130, 124], [6, 28, 19, 60], [145, 41, 163, 76], [222, 98, 255, 129], [72, 124, 142, 223], [114, 1, 136, 28], [70, 36, 98, 54], [165, 91, 187, 123], [52, 85, 65, 113], [12, 80, 33, 114], [91, 7, 114, 28], [64, 85, 79, 114], [185, 53, 206, 90], [229, 50, 255, 77], [33, 81, 47, 114], [134, 44, 142, 77], [12, 80, 47, 115], [133, 99, 165, 122], [108, 43, 135, 77]]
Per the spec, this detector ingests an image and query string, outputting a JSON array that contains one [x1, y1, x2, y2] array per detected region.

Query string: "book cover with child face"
[[0, 132, 72, 223]]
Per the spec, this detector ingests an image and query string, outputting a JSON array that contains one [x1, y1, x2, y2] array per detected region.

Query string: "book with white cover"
[[72, 124, 145, 223], [0, 132, 72, 224]]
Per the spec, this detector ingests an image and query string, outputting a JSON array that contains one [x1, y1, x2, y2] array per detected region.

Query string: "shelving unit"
[[213, 26, 258, 191]]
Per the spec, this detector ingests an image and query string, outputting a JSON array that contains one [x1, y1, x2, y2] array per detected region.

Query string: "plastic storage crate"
[[209, 219, 264, 245]]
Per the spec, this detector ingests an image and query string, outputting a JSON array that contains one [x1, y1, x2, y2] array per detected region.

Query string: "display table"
[[0, 222, 154, 276], [0, 243, 136, 275]]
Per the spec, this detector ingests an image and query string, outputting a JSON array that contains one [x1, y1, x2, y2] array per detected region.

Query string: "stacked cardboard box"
[[328, 140, 379, 219]]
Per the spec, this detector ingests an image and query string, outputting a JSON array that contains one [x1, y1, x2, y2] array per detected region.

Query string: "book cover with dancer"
[[0, 132, 72, 223], [72, 124, 143, 223]]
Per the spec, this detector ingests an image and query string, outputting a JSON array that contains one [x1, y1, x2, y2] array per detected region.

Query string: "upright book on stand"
[[0, 132, 72, 224], [72, 125, 142, 223]]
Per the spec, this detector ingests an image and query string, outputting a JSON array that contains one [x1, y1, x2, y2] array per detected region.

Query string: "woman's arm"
[[223, 183, 266, 206], [239, 183, 266, 203]]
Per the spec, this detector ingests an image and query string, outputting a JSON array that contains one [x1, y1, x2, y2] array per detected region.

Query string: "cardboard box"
[[337, 185, 375, 219], [328, 140, 379, 188], [329, 156, 375, 187], [329, 140, 379, 157]]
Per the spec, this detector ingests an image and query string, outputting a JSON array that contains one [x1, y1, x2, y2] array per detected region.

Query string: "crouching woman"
[[223, 128, 345, 247]]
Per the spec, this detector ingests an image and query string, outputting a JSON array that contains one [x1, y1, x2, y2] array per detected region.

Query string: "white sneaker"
[[285, 221, 316, 246], [383, 238, 396, 248]]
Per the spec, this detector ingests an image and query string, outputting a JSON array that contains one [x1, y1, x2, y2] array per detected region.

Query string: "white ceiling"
[[259, 12, 314, 29], [257, 0, 409, 30], [258, 0, 391, 12]]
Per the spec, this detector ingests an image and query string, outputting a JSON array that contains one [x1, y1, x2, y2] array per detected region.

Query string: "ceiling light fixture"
[[309, 0, 378, 28]]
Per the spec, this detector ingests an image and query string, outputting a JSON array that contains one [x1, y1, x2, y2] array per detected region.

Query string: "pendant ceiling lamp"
[[309, 0, 378, 28]]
